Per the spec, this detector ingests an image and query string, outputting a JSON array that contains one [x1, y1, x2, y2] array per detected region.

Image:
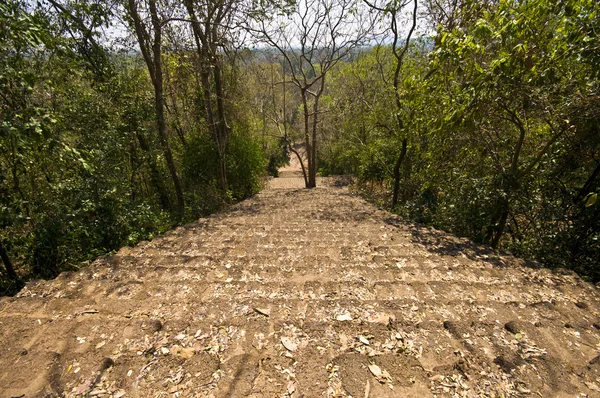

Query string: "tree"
[[184, 0, 242, 192], [364, 0, 418, 207], [430, 0, 581, 247], [251, 0, 377, 188], [125, 0, 186, 220]]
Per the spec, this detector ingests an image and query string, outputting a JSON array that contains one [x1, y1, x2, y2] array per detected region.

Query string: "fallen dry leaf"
[[254, 307, 271, 317], [336, 313, 352, 321], [368, 363, 392, 384], [368, 363, 382, 378], [281, 337, 298, 352], [287, 380, 296, 395]]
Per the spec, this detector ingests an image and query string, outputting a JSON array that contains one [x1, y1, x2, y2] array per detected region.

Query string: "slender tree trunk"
[[0, 238, 18, 280], [491, 206, 509, 249], [153, 75, 185, 220], [200, 70, 217, 139], [364, 0, 417, 207], [127, 0, 185, 220], [288, 144, 309, 186], [199, 68, 228, 192], [168, 95, 187, 146], [576, 160, 600, 202], [308, 76, 325, 189], [214, 61, 230, 191], [153, 66, 185, 218], [129, 140, 137, 201], [301, 89, 313, 188], [486, 111, 526, 248], [485, 192, 510, 248], [149, 0, 185, 220], [391, 138, 408, 208], [184, 0, 230, 193]]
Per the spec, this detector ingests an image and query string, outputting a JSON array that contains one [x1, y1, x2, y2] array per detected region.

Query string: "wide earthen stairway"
[[1, 174, 600, 397]]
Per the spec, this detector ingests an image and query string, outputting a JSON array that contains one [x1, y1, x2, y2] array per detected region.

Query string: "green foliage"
[[0, 0, 270, 294], [182, 125, 266, 217], [266, 137, 289, 177], [227, 126, 268, 200], [322, 0, 600, 281], [2, 0, 598, 292]]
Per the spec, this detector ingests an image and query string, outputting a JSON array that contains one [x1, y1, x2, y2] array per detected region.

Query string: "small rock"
[[99, 357, 114, 371], [588, 355, 600, 367], [593, 323, 600, 330], [443, 320, 460, 337], [143, 319, 162, 333], [564, 322, 573, 329], [530, 301, 556, 311], [504, 321, 520, 334], [494, 355, 520, 373], [576, 301, 589, 310], [19, 348, 28, 356], [534, 322, 543, 327]]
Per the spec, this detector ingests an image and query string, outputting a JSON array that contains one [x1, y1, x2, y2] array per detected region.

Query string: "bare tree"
[[251, 0, 377, 188], [125, 0, 186, 219]]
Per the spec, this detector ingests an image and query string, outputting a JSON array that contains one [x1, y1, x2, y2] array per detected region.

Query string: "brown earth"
[[1, 173, 600, 397]]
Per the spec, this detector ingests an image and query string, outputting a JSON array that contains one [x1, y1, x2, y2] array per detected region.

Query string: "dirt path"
[[1, 175, 600, 397]]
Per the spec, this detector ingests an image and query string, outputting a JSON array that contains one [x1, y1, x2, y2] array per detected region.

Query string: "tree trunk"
[[288, 143, 309, 186], [491, 207, 509, 249], [0, 238, 18, 280], [149, 0, 185, 220], [214, 61, 230, 192], [485, 195, 510, 248], [301, 89, 314, 189], [576, 160, 600, 202], [127, 0, 185, 220], [154, 75, 185, 220], [184, 0, 230, 193], [391, 138, 408, 208]]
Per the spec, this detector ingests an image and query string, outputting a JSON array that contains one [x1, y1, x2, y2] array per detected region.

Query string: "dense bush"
[[319, 0, 600, 281], [0, 0, 270, 294]]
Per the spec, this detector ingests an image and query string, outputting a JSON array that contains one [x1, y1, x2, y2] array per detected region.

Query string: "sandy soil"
[[1, 172, 600, 397]]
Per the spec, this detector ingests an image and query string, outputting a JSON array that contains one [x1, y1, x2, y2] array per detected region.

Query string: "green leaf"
[[585, 193, 597, 207]]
